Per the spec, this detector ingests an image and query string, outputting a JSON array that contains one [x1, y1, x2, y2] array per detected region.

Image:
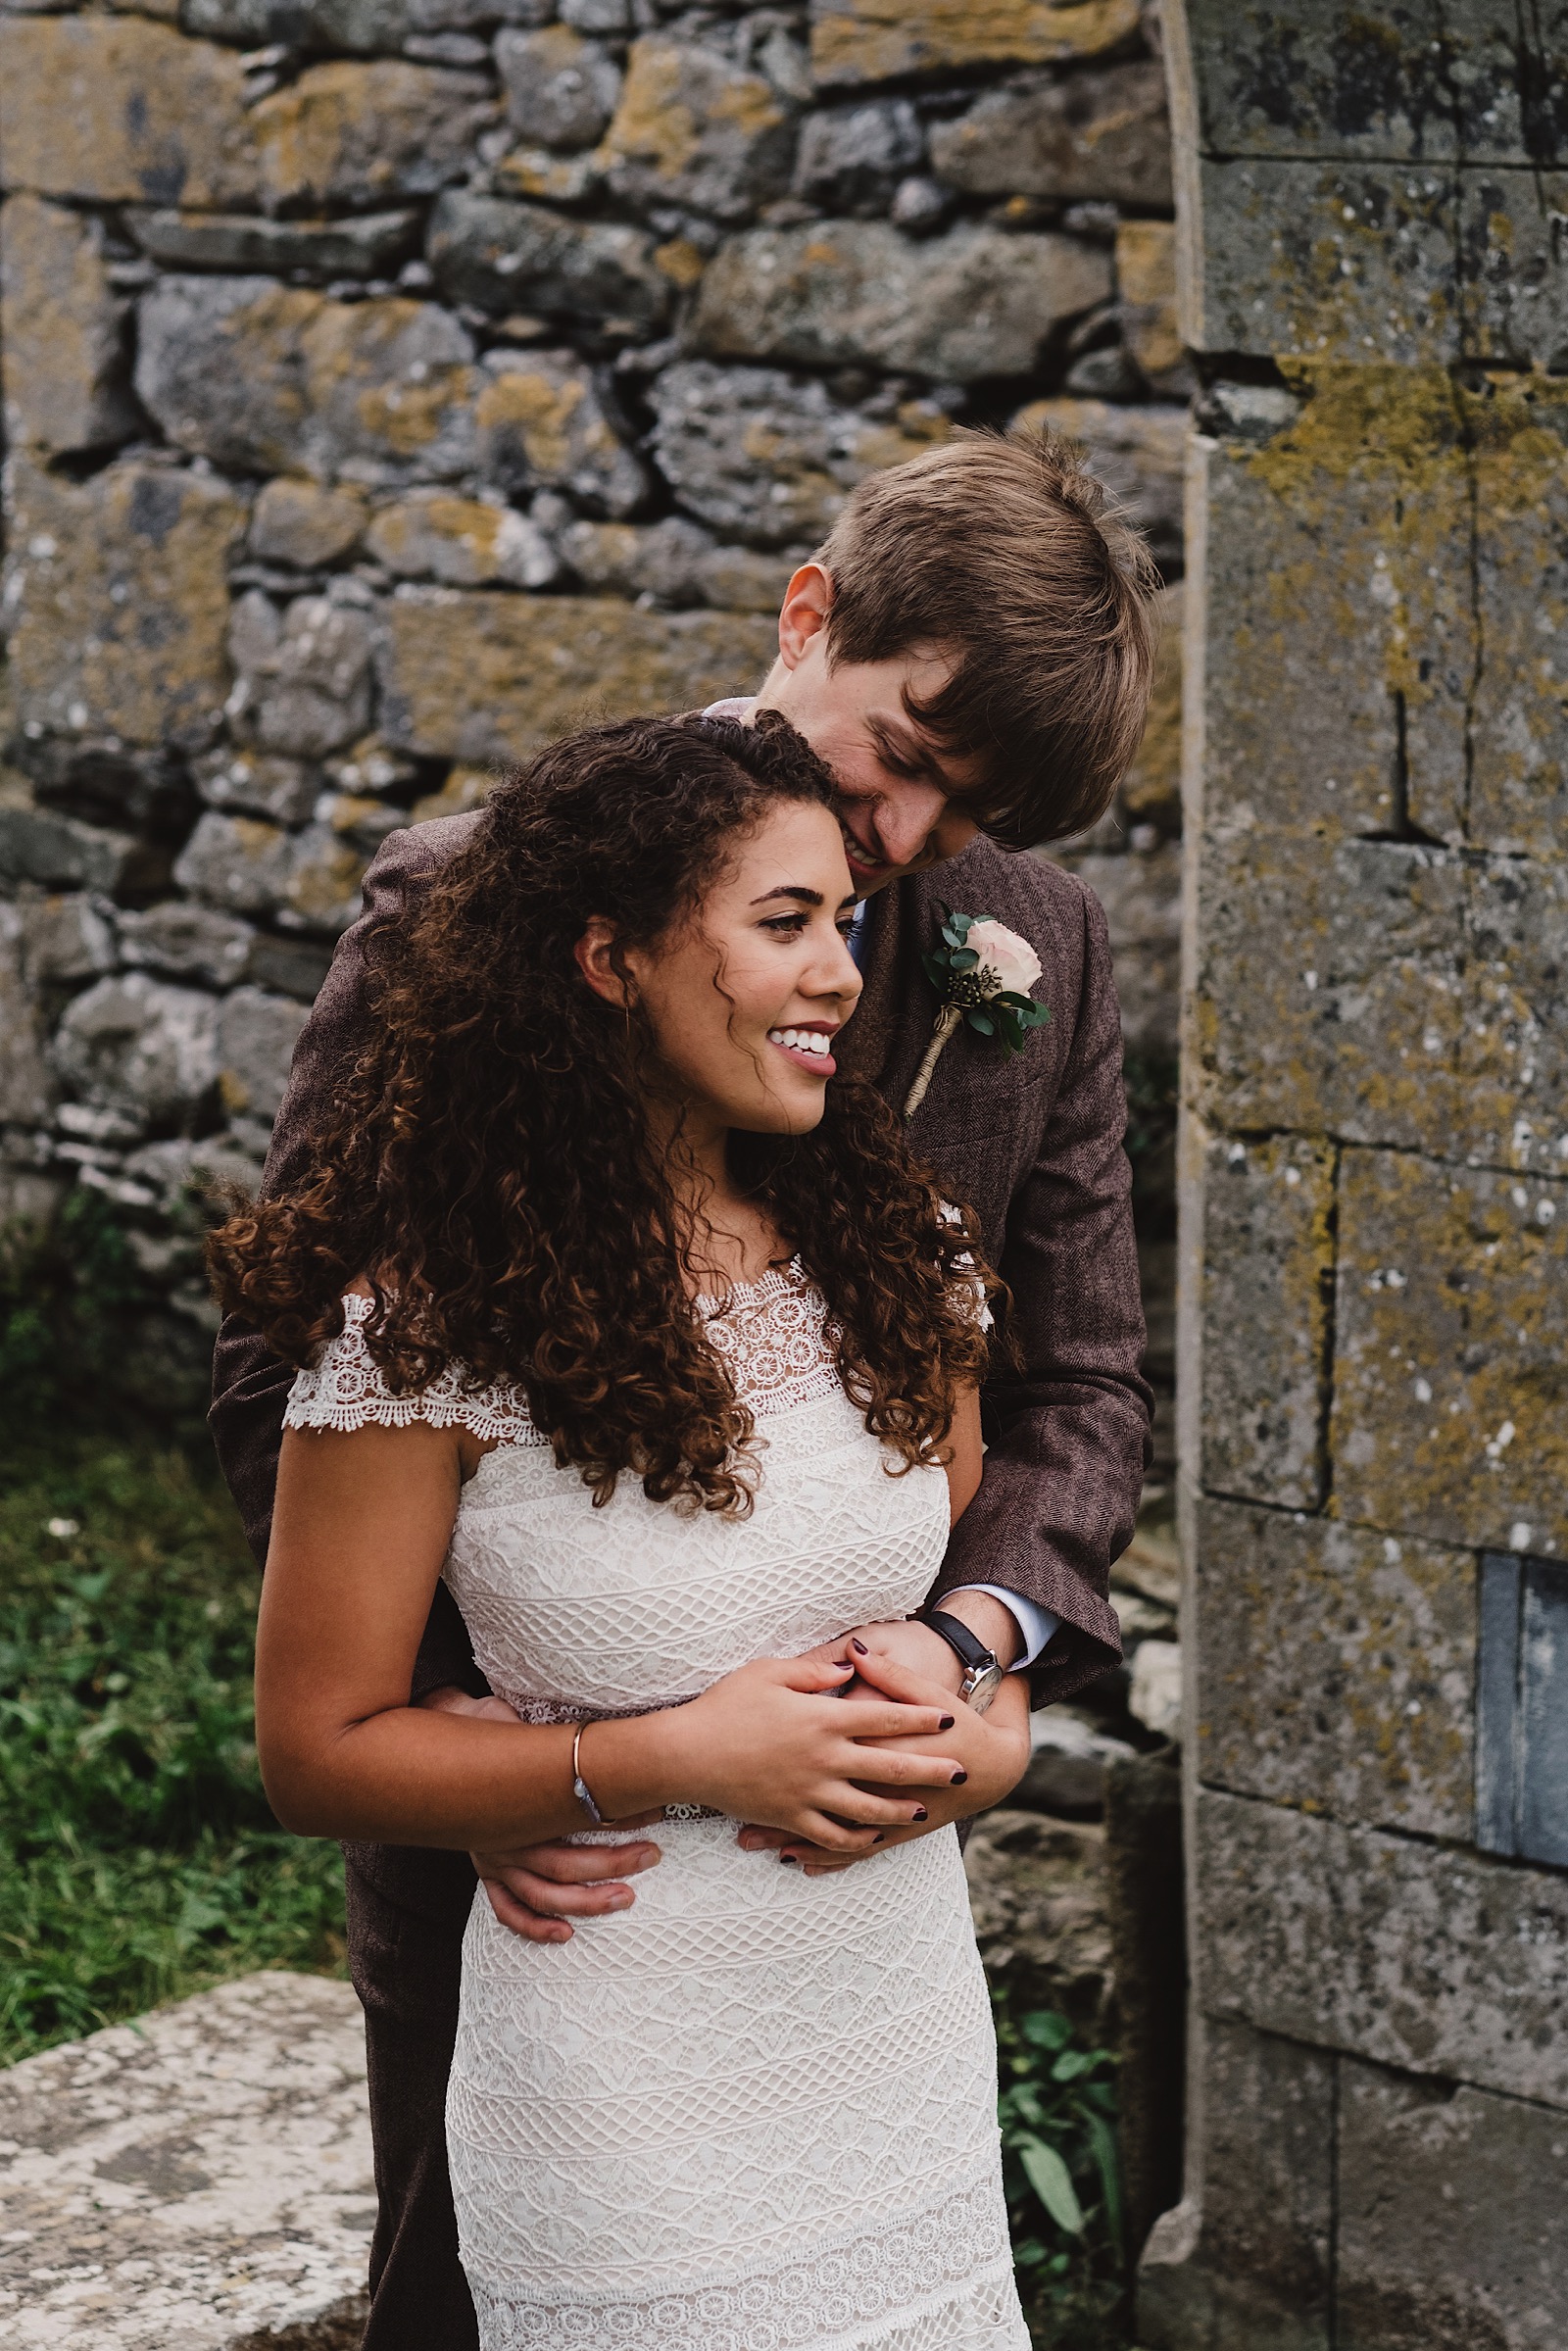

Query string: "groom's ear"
[[574, 918, 632, 1007], [776, 563, 834, 671]]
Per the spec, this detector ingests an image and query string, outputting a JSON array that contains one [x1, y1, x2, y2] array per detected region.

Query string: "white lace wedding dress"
[[285, 1264, 1028, 2351]]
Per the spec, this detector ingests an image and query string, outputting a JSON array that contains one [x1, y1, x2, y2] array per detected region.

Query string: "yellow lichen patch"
[[474, 367, 586, 480], [601, 42, 702, 177], [809, 0, 1141, 85], [654, 237, 707, 287], [412, 765, 498, 825]]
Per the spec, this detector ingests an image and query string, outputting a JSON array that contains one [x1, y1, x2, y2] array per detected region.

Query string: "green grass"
[[0, 1435, 346, 2066]]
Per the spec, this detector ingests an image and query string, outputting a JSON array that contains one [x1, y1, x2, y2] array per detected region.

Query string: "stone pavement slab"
[[0, 1971, 372, 2349]]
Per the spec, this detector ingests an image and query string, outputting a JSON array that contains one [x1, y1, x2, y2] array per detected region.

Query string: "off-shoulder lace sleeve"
[[283, 1294, 542, 1445], [940, 1202, 995, 1332]]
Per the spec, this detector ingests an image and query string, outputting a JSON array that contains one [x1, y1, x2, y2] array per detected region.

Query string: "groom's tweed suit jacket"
[[211, 810, 1151, 1910]]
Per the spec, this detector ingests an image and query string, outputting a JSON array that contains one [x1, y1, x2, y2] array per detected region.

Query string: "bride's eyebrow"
[[749, 886, 823, 907]]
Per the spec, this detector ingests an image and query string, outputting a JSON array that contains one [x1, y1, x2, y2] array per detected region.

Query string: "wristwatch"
[[918, 1609, 1005, 1715]]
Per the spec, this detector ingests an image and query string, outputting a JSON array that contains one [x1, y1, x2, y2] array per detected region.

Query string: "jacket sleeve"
[[208, 816, 490, 1704], [929, 880, 1152, 1707]]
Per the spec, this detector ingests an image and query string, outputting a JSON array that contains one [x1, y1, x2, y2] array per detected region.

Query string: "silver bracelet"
[[571, 1722, 605, 1827]]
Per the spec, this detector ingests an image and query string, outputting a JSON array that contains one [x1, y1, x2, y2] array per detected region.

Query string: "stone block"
[[18, 892, 118, 987], [217, 985, 309, 1121], [12, 737, 195, 844], [0, 901, 55, 1127], [930, 61, 1170, 207], [0, 195, 137, 456], [1336, 2060, 1568, 2350], [962, 1809, 1112, 2039], [4, 456, 245, 752], [229, 592, 376, 760], [195, 748, 321, 826], [1192, 1130, 1334, 1508], [1462, 855, 1568, 1175], [1115, 219, 1192, 396], [599, 36, 797, 221], [1122, 580, 1182, 824], [180, 0, 551, 49], [491, 143, 606, 204], [377, 587, 775, 762], [119, 901, 256, 990], [0, 17, 260, 208], [792, 98, 923, 213], [1459, 167, 1568, 367], [1466, 375, 1568, 852], [1194, 368, 1474, 843], [477, 350, 648, 517], [1175, 0, 1458, 164], [496, 24, 621, 151], [808, 0, 1142, 88], [650, 361, 850, 546], [1185, 156, 1459, 365], [125, 206, 421, 280], [1197, 1788, 1568, 2108], [174, 809, 296, 918], [690, 218, 1111, 381], [0, 806, 158, 898], [246, 930, 337, 1002], [1332, 1149, 1568, 1556], [1191, 828, 1465, 1150], [1193, 1497, 1474, 1839], [1063, 844, 1181, 1053], [426, 189, 673, 325], [53, 972, 220, 1130], [279, 820, 369, 933], [135, 279, 479, 484], [1018, 394, 1186, 575], [0, 1972, 371, 2350], [366, 492, 559, 586], [1137, 2019, 1333, 2351], [251, 61, 496, 213], [251, 478, 369, 570]]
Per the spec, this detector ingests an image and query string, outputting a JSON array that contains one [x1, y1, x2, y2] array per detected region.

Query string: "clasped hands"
[[422, 1615, 1030, 1943]]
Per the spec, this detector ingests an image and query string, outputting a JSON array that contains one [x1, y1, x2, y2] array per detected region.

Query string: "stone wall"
[[1143, 7, 1568, 2347], [0, 0, 1184, 1417]]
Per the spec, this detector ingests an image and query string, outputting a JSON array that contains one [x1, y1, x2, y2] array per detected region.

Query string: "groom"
[[211, 427, 1156, 2345]]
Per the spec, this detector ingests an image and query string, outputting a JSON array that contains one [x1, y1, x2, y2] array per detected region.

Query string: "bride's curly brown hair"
[[208, 710, 998, 1514]]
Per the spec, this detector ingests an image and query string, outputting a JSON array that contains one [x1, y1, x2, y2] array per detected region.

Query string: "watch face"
[[963, 1661, 1004, 1716]]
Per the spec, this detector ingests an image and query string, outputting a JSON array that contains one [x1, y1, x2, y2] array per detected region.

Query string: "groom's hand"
[[418, 1684, 663, 1944]]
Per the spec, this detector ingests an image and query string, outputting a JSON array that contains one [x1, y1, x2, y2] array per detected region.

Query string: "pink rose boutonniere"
[[904, 908, 1050, 1116]]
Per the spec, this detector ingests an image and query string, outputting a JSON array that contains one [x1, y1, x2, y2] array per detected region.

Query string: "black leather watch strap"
[[919, 1609, 995, 1674]]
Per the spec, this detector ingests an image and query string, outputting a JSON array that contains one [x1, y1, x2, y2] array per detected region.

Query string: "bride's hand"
[[658, 1652, 965, 1851]]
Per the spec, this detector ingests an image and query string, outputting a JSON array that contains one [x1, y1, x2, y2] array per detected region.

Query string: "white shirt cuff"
[[948, 1585, 1060, 1670]]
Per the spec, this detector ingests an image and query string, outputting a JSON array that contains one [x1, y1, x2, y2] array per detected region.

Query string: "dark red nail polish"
[[951, 1770, 968, 1786], [939, 1714, 956, 1730], [780, 1853, 800, 1865], [872, 1833, 886, 1843], [912, 1807, 928, 1822], [852, 1639, 868, 1655]]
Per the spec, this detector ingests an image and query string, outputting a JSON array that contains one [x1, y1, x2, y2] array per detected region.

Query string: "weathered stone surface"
[[1466, 376, 1568, 855], [18, 892, 119, 988], [278, 820, 370, 932], [426, 190, 673, 325], [195, 747, 321, 826], [119, 901, 256, 990], [1063, 844, 1181, 1052], [1120, 580, 1182, 824], [10, 738, 195, 845], [496, 24, 621, 151], [1337, 2060, 1568, 2351], [1115, 219, 1192, 396], [1175, 0, 1459, 165], [477, 349, 649, 517], [792, 98, 923, 212], [251, 478, 369, 570], [1462, 855, 1568, 1172], [599, 36, 797, 221], [1332, 1150, 1568, 1556], [4, 457, 245, 752], [690, 219, 1111, 380], [559, 515, 801, 612], [0, 1972, 371, 2350], [53, 973, 220, 1129], [1194, 1497, 1475, 1840], [246, 930, 338, 1002], [1191, 829, 1464, 1151], [217, 985, 309, 1121], [809, 0, 1142, 89], [491, 142, 606, 204], [1195, 1130, 1334, 1509], [0, 901, 55, 1126], [173, 809, 297, 919], [1185, 156, 1459, 365], [228, 590, 377, 760], [1194, 369, 1474, 843], [251, 61, 494, 213], [1460, 166, 1568, 367], [135, 279, 478, 484], [1138, 2020, 1334, 2351], [0, 806, 158, 898], [930, 62, 1171, 206], [1197, 1788, 1568, 2108], [180, 0, 551, 51], [378, 588, 775, 761], [0, 17, 260, 209], [0, 195, 137, 456], [963, 1809, 1112, 2039], [366, 491, 559, 586], [125, 206, 420, 280]]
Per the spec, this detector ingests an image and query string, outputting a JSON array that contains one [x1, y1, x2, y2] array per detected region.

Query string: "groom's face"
[[758, 566, 984, 898]]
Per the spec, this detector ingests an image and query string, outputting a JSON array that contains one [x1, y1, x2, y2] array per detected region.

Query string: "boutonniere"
[[904, 909, 1050, 1115]]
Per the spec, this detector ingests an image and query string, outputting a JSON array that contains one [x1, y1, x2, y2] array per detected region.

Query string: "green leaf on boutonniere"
[[966, 1008, 996, 1037]]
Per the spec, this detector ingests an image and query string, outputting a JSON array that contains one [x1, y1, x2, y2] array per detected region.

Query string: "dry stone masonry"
[[1145, 7, 1568, 2347], [0, 0, 1183, 1416]]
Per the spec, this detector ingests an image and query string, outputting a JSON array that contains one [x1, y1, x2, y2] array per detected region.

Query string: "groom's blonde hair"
[[814, 427, 1160, 849]]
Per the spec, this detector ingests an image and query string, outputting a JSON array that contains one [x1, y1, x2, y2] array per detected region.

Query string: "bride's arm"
[[257, 1421, 967, 1852]]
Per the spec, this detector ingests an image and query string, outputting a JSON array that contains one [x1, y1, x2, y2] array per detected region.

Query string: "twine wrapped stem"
[[904, 1004, 962, 1116]]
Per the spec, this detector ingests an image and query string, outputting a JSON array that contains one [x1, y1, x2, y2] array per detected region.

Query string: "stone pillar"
[[1145, 7, 1568, 2346]]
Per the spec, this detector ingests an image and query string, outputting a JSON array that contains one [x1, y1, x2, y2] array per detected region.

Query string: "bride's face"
[[585, 801, 863, 1137]]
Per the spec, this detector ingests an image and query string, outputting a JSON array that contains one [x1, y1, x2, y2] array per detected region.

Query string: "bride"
[[212, 709, 1033, 2349]]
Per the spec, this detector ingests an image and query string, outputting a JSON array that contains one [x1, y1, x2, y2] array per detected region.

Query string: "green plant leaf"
[[1084, 2109, 1123, 2247], [950, 948, 980, 971], [1052, 2049, 1097, 2082], [1016, 2136, 1085, 2235], [1021, 2010, 1073, 2050], [966, 1008, 996, 1037]]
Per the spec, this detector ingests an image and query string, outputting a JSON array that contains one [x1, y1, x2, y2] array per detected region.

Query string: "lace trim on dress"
[[699, 1259, 845, 1419], [282, 1295, 546, 1446]]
